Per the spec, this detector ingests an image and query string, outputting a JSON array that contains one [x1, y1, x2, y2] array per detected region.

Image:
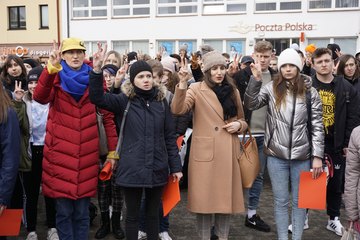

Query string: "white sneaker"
[[47, 228, 59, 240], [326, 217, 343, 236], [138, 230, 147, 240], [288, 213, 309, 233], [159, 231, 172, 240], [26, 232, 38, 240]]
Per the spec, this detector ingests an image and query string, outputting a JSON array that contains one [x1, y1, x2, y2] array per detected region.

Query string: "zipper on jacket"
[[288, 93, 297, 160]]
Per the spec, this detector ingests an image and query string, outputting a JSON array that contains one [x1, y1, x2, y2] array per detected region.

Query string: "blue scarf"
[[59, 60, 92, 101]]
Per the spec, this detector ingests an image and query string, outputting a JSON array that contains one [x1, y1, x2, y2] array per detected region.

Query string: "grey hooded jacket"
[[244, 75, 324, 160]]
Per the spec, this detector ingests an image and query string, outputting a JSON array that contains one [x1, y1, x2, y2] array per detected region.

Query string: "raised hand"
[[190, 53, 199, 69], [93, 42, 108, 72], [114, 63, 129, 88], [14, 80, 25, 101], [227, 53, 240, 77], [178, 58, 191, 89], [48, 40, 62, 66], [250, 59, 262, 81]]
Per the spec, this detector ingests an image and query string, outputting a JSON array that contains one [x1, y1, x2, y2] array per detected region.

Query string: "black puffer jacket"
[[89, 71, 182, 187]]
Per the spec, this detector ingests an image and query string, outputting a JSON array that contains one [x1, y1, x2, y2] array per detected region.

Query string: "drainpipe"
[[56, 0, 61, 43]]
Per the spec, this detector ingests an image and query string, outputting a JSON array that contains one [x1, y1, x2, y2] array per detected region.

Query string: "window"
[[84, 41, 107, 55], [179, 40, 197, 56], [72, 0, 107, 18], [157, 41, 175, 57], [40, 5, 49, 28], [132, 41, 149, 54], [8, 6, 26, 30], [112, 40, 149, 55], [113, 0, 150, 17], [254, 0, 301, 11], [226, 40, 245, 60], [309, 0, 332, 8], [203, 0, 246, 14], [335, 0, 359, 7], [255, 1, 277, 11], [157, 0, 197, 15], [202, 40, 222, 52]]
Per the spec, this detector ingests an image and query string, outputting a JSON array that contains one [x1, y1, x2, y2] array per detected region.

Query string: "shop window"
[[157, 0, 197, 15], [157, 41, 176, 57], [202, 40, 222, 52], [203, 0, 246, 14], [112, 41, 149, 55], [40, 5, 49, 29], [72, 0, 107, 18], [84, 41, 107, 56], [226, 40, 245, 60], [8, 6, 26, 30], [113, 0, 150, 17]]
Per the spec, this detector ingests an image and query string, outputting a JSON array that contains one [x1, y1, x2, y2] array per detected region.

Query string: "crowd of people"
[[1, 37, 360, 240]]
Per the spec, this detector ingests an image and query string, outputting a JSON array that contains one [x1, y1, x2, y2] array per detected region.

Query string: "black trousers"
[[326, 151, 345, 218], [123, 186, 164, 240]]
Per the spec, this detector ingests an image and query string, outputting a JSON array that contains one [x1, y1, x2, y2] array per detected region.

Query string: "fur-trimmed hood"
[[120, 79, 168, 101]]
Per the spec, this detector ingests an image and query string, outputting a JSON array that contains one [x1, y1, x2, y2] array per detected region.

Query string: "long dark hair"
[[0, 55, 27, 90], [336, 54, 360, 80], [273, 70, 305, 110], [202, 70, 239, 115], [0, 81, 13, 123]]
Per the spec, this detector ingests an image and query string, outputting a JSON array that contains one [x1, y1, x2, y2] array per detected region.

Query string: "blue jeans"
[[56, 197, 90, 240], [248, 136, 267, 210], [267, 156, 310, 240]]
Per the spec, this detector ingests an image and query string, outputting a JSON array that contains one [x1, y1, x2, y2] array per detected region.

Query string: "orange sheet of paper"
[[298, 171, 327, 210], [0, 209, 23, 236], [162, 176, 181, 216], [99, 162, 112, 181], [176, 135, 184, 150]]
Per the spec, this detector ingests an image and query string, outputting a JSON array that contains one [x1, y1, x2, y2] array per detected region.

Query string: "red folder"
[[99, 162, 112, 181], [162, 176, 181, 216], [298, 171, 327, 210], [0, 209, 23, 236]]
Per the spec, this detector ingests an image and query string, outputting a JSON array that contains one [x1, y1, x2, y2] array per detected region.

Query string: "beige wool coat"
[[171, 81, 247, 214]]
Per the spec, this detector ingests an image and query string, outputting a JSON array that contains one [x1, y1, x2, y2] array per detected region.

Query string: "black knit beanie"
[[23, 58, 41, 68], [27, 66, 44, 84], [129, 60, 153, 84]]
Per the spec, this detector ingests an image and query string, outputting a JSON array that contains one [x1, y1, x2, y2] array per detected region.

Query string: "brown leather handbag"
[[239, 128, 260, 188]]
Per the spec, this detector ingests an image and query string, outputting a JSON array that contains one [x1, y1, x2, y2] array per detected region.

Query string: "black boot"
[[95, 212, 111, 239], [112, 212, 125, 239]]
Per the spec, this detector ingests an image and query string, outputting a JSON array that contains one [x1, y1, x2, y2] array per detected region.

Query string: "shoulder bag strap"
[[115, 100, 131, 155]]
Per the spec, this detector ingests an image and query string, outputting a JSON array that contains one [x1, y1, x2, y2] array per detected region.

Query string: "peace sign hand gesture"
[[49, 40, 62, 67], [114, 63, 129, 88], [14, 80, 25, 102], [93, 42, 108, 72], [250, 59, 262, 81], [227, 53, 241, 77], [178, 59, 191, 90]]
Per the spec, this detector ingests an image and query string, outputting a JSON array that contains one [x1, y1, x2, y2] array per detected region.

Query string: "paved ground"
[[11, 174, 346, 240]]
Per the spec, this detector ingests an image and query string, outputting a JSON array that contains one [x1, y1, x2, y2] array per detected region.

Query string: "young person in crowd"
[[0, 80, 21, 240], [18, 66, 58, 240], [33, 38, 118, 240], [269, 56, 278, 72], [23, 58, 41, 75], [95, 63, 125, 240], [344, 125, 360, 238], [104, 50, 122, 68], [171, 50, 248, 240], [311, 47, 360, 236], [336, 54, 360, 93], [231, 41, 277, 233], [244, 48, 324, 240], [89, 46, 183, 240]]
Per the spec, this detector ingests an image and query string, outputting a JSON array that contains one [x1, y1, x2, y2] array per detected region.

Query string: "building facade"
[[62, 0, 360, 58], [0, 0, 61, 62]]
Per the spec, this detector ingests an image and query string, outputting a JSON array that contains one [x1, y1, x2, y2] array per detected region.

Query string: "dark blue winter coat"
[[89, 71, 182, 188], [0, 108, 20, 206]]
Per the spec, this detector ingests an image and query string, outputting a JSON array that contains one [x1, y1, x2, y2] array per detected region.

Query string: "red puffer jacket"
[[33, 65, 117, 199]]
